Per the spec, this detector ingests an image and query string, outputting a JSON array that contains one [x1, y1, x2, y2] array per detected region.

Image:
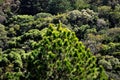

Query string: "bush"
[[48, 0, 72, 14], [34, 12, 53, 20], [67, 9, 98, 26], [98, 6, 111, 18], [97, 55, 120, 80], [96, 18, 109, 30], [72, 0, 90, 10], [7, 15, 34, 37], [7, 29, 43, 52], [103, 28, 120, 42], [28, 23, 108, 79], [109, 11, 120, 27], [19, 0, 50, 15], [0, 49, 27, 80], [0, 24, 8, 49]]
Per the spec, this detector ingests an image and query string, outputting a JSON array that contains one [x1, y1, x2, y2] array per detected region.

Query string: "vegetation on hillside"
[[0, 0, 120, 80]]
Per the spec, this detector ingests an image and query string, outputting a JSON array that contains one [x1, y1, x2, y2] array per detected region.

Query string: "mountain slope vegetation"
[[0, 0, 120, 80]]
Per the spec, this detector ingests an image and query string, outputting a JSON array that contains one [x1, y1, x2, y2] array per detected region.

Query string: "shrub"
[[98, 6, 111, 18], [0, 49, 27, 80], [72, 0, 90, 10], [19, 0, 50, 15], [67, 9, 98, 26], [48, 0, 72, 14], [109, 11, 120, 27], [34, 13, 53, 20], [0, 24, 8, 49], [28, 23, 108, 79], [7, 15, 34, 37]]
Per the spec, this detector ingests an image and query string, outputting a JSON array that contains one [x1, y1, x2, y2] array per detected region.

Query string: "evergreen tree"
[[28, 23, 108, 79]]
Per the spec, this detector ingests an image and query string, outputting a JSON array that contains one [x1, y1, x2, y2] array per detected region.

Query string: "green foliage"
[[99, 59, 113, 70], [74, 25, 91, 39], [7, 15, 34, 37], [103, 28, 120, 43], [8, 29, 43, 52], [8, 15, 34, 25], [0, 0, 20, 19], [84, 33, 104, 54], [109, 11, 120, 27], [28, 24, 108, 79], [0, 0, 3, 4], [19, 0, 50, 15], [67, 9, 98, 26], [114, 4, 120, 11], [0, 24, 7, 39], [67, 10, 81, 21], [48, 0, 72, 14], [0, 24, 8, 49], [97, 55, 120, 80], [73, 0, 90, 10], [19, 0, 90, 15], [34, 12, 53, 20], [96, 18, 109, 30], [6, 14, 53, 37], [99, 43, 120, 56], [0, 49, 27, 80], [98, 6, 112, 18], [1, 0, 120, 79]]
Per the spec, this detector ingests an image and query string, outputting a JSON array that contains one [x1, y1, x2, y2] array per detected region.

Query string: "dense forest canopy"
[[0, 0, 120, 80]]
